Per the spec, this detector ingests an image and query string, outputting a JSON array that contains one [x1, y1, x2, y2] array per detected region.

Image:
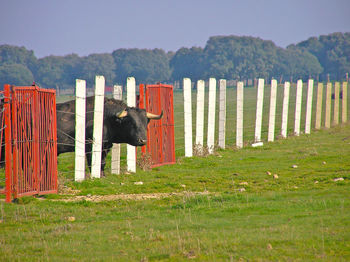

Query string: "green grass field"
[[1, 83, 350, 261]]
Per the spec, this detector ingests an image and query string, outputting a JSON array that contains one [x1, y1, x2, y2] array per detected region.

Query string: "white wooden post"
[[342, 82, 348, 123], [281, 81, 290, 138], [325, 82, 332, 128], [184, 78, 193, 157], [268, 79, 277, 142], [254, 78, 264, 142], [207, 78, 216, 153], [236, 81, 244, 148], [127, 77, 136, 172], [75, 79, 86, 181], [305, 79, 314, 134], [91, 75, 105, 178], [111, 85, 123, 174], [294, 79, 303, 136], [218, 79, 226, 149], [315, 82, 323, 129], [195, 80, 205, 148], [333, 82, 340, 125]]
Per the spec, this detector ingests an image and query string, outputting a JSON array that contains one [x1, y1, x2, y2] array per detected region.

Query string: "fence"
[[72, 76, 175, 181], [143, 83, 175, 167], [180, 78, 348, 157], [1, 84, 58, 203], [52, 76, 350, 182]]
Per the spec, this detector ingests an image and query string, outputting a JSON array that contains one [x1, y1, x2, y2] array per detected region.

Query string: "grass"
[[1, 124, 350, 261], [1, 83, 350, 261]]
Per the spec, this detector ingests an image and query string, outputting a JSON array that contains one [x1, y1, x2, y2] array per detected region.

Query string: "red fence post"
[[2, 85, 58, 201], [139, 84, 146, 155], [144, 83, 175, 168], [11, 88, 18, 199], [4, 84, 12, 203]]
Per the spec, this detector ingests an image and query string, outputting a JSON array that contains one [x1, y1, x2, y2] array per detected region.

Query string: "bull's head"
[[114, 108, 163, 146]]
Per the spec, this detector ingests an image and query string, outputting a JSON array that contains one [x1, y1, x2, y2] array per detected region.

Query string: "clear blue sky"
[[0, 0, 349, 58]]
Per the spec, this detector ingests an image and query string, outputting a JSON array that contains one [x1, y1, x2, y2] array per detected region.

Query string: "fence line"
[[91, 76, 105, 178], [268, 79, 277, 142], [315, 82, 323, 129], [294, 79, 303, 136], [207, 78, 216, 153], [281, 81, 290, 138], [74, 79, 86, 181], [236, 81, 244, 148], [343, 82, 348, 123], [60, 75, 349, 179], [111, 85, 123, 175], [325, 82, 332, 128], [255, 79, 264, 142], [334, 82, 340, 125], [195, 80, 205, 148], [305, 79, 314, 134], [183, 78, 193, 157], [180, 78, 348, 159], [126, 77, 136, 173], [218, 79, 226, 149]]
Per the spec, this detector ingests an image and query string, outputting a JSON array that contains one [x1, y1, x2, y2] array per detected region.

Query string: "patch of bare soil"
[[54, 191, 211, 202]]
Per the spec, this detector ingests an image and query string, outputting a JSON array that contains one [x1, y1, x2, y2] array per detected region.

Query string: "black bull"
[[0, 96, 162, 174], [56, 96, 162, 173]]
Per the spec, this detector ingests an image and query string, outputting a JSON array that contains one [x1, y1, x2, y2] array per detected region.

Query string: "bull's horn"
[[117, 110, 128, 118], [147, 110, 163, 119]]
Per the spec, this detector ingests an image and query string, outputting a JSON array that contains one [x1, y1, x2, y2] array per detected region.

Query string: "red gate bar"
[[4, 84, 12, 203], [2, 84, 57, 202], [144, 83, 175, 168]]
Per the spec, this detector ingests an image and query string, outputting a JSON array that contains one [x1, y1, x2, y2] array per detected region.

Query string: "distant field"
[[1, 82, 350, 261]]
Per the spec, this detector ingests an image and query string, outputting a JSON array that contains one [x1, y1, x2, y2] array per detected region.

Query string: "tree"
[[77, 53, 116, 87], [275, 45, 323, 81], [202, 36, 279, 80], [0, 63, 34, 88], [0, 45, 37, 71], [33, 54, 81, 89], [296, 32, 350, 80], [170, 47, 204, 81], [112, 48, 171, 84]]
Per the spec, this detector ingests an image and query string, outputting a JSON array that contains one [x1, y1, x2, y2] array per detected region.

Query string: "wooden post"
[[184, 78, 193, 157], [127, 77, 136, 172], [333, 82, 340, 125], [75, 79, 86, 181], [207, 78, 216, 153], [268, 79, 277, 142], [294, 79, 303, 136], [236, 81, 244, 148], [281, 81, 290, 138], [325, 82, 332, 128], [218, 79, 226, 149], [111, 85, 123, 174], [315, 83, 323, 129], [305, 79, 314, 134], [342, 82, 348, 123], [91, 76, 105, 178], [195, 80, 205, 148], [254, 79, 264, 142]]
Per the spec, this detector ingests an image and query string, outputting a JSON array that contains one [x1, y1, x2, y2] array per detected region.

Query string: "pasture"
[[1, 83, 350, 261]]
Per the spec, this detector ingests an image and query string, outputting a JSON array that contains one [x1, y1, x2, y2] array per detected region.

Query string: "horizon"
[[1, 0, 350, 58]]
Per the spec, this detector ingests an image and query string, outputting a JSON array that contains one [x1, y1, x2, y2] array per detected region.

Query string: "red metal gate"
[[1, 84, 57, 202], [139, 83, 175, 168]]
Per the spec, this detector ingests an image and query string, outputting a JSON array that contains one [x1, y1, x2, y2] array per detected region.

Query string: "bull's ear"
[[116, 110, 128, 118], [147, 110, 163, 120]]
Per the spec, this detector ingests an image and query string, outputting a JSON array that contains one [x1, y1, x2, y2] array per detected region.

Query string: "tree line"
[[0, 32, 349, 90]]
